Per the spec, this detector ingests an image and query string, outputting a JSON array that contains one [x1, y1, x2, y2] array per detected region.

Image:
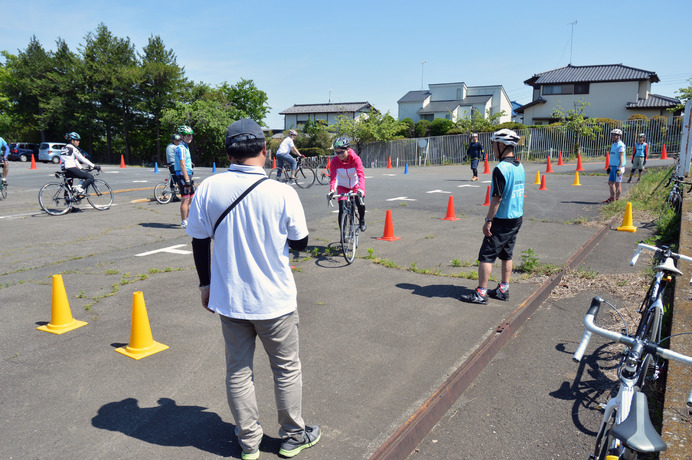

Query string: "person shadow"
[[91, 397, 279, 458], [396, 282, 467, 299]]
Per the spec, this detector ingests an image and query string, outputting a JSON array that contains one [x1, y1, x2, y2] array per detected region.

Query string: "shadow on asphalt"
[[91, 397, 274, 458], [549, 342, 619, 437], [396, 282, 470, 299], [139, 222, 180, 229]]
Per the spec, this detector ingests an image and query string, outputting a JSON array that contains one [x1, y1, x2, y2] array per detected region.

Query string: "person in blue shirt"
[[605, 128, 626, 203], [461, 128, 525, 305], [175, 125, 195, 228], [627, 133, 648, 183], [0, 136, 10, 185]]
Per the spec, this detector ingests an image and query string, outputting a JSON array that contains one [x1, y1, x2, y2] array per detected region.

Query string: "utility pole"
[[568, 20, 577, 65], [421, 60, 427, 89]]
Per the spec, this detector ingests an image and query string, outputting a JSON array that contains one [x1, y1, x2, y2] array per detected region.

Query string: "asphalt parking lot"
[[0, 157, 676, 459]]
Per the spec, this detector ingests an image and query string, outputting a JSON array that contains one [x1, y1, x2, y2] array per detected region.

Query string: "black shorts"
[[478, 217, 522, 263], [175, 173, 195, 197]]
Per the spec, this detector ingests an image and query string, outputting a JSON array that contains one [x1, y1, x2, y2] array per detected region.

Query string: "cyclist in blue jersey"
[[627, 133, 648, 183], [175, 125, 195, 228], [461, 128, 525, 305], [0, 136, 9, 185]]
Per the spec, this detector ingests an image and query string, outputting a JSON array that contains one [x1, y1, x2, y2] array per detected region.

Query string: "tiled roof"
[[280, 102, 372, 115], [514, 98, 547, 113], [398, 90, 431, 103], [626, 93, 680, 109], [525, 64, 659, 86]]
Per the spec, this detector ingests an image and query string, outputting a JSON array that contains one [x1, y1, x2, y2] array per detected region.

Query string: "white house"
[[279, 102, 375, 130], [516, 64, 681, 125], [397, 82, 512, 124]]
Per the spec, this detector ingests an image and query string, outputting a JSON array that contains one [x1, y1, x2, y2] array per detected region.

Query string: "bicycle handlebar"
[[573, 297, 692, 407], [630, 243, 692, 283], [328, 191, 364, 207]]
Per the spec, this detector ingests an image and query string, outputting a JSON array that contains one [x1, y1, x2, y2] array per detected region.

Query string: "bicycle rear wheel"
[[86, 179, 113, 210], [315, 163, 330, 185], [0, 183, 6, 200], [268, 168, 285, 182], [295, 167, 315, 189], [340, 205, 357, 264], [39, 183, 72, 215], [154, 182, 173, 204]]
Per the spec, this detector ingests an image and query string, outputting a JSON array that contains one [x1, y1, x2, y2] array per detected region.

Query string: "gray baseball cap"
[[226, 119, 265, 149]]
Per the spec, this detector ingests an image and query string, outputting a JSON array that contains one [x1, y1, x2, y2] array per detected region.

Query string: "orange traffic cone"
[[387, 156, 392, 169], [481, 185, 491, 206], [572, 171, 582, 186], [576, 152, 585, 172], [557, 151, 564, 166], [538, 175, 548, 190], [272, 156, 276, 168], [616, 202, 637, 233], [37, 274, 88, 335], [120, 154, 126, 168], [546, 156, 554, 173], [441, 196, 460, 221], [604, 151, 610, 170], [377, 210, 401, 241], [534, 171, 541, 185], [482, 155, 490, 174], [115, 291, 169, 360], [30, 154, 38, 170], [661, 144, 668, 160]]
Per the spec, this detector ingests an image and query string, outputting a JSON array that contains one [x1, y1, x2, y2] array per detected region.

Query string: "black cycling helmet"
[[171, 133, 182, 142], [333, 137, 350, 150], [65, 132, 81, 141]]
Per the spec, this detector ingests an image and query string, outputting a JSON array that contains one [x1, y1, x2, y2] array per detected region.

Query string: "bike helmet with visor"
[[65, 132, 81, 141], [490, 129, 519, 146], [611, 128, 623, 136], [333, 137, 350, 150], [178, 125, 194, 135], [288, 129, 298, 136]]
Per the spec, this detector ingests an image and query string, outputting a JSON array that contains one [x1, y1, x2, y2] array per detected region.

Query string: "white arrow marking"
[[426, 189, 451, 194], [136, 244, 192, 257], [386, 197, 417, 201], [458, 184, 480, 188]]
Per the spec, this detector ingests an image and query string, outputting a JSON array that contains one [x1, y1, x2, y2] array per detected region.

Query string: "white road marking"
[[386, 197, 417, 202], [133, 180, 149, 183], [426, 189, 451, 194], [136, 244, 192, 257], [458, 184, 480, 188], [382, 174, 397, 177]]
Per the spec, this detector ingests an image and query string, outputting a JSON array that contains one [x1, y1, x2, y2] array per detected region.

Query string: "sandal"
[[603, 197, 614, 204]]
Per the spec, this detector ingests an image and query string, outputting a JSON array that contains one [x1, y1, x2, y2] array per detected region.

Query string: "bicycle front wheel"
[[0, 183, 6, 200], [39, 183, 72, 215], [637, 306, 662, 388], [268, 168, 285, 182], [315, 164, 330, 185], [86, 179, 113, 210], [294, 167, 315, 189], [340, 206, 357, 264], [154, 182, 173, 204]]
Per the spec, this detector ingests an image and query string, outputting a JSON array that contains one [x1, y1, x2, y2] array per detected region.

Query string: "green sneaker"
[[241, 449, 260, 460], [279, 425, 321, 458]]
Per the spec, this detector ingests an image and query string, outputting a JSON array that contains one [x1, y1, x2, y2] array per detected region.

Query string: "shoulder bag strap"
[[213, 177, 268, 237]]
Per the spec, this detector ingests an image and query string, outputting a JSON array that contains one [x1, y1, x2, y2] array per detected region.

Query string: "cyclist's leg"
[[284, 155, 298, 179], [356, 198, 366, 231], [65, 168, 90, 193], [276, 154, 289, 177], [2, 159, 9, 182], [337, 200, 345, 229]]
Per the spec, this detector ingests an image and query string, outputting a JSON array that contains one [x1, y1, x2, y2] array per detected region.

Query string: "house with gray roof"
[[516, 64, 681, 125], [279, 102, 375, 130], [397, 82, 512, 124]]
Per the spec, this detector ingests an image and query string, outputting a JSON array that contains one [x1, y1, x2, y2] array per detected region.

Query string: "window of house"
[[543, 84, 587, 95], [574, 83, 589, 94], [456, 88, 462, 100]]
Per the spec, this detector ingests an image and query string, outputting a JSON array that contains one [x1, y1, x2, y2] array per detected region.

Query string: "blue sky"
[[2, 0, 691, 128]]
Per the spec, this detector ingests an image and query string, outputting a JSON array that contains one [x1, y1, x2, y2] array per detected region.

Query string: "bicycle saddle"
[[610, 391, 667, 453]]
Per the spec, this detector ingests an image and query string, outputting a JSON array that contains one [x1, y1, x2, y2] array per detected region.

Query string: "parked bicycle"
[[315, 159, 331, 185], [328, 191, 363, 264], [39, 168, 113, 215], [573, 243, 692, 459], [268, 156, 315, 188], [154, 169, 181, 204]]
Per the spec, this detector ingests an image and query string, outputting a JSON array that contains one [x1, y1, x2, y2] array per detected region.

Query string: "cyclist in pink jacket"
[[328, 138, 366, 231]]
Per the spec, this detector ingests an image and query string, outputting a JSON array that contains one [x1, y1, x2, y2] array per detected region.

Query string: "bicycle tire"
[[86, 179, 113, 210], [39, 183, 72, 215], [340, 202, 357, 264], [0, 183, 6, 200], [294, 167, 315, 189], [268, 168, 285, 182], [594, 410, 618, 459], [636, 306, 662, 389], [154, 182, 173, 204], [315, 164, 330, 185]]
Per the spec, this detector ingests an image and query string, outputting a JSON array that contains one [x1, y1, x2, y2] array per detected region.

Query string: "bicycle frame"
[[328, 191, 363, 264]]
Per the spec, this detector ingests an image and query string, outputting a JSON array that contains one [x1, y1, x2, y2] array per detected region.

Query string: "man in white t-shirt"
[[275, 129, 303, 182], [186, 119, 320, 460]]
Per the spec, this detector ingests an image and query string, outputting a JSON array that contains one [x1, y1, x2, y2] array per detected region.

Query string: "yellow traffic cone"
[[534, 170, 541, 185], [572, 171, 582, 186], [116, 291, 169, 360], [37, 274, 88, 334], [617, 202, 637, 233]]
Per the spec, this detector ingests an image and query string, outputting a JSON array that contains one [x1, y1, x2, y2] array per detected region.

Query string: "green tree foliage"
[[551, 100, 601, 156], [671, 76, 691, 113], [397, 117, 415, 138], [454, 109, 506, 135], [329, 109, 402, 153], [414, 119, 431, 137], [296, 119, 331, 155], [430, 118, 454, 136], [219, 79, 270, 125]]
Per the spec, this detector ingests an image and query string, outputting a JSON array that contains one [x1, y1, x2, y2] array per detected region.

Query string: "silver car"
[[38, 142, 66, 164]]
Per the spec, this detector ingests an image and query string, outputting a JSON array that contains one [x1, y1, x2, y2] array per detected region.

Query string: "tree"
[[414, 119, 431, 137], [219, 78, 270, 124], [454, 109, 506, 135], [329, 109, 402, 153], [297, 119, 331, 153], [671, 76, 692, 113], [397, 118, 415, 138], [430, 118, 454, 136], [551, 100, 601, 156]]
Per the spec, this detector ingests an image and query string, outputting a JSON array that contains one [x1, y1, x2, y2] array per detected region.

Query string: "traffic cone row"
[[38, 275, 168, 360]]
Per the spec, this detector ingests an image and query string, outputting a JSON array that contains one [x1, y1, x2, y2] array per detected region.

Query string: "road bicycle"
[[268, 156, 315, 188], [328, 191, 363, 264], [39, 168, 113, 215], [154, 168, 181, 204], [315, 159, 331, 185], [573, 243, 692, 459], [0, 179, 6, 200]]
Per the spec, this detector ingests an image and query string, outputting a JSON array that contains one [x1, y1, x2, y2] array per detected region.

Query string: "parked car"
[[7, 143, 40, 162], [38, 142, 66, 164]]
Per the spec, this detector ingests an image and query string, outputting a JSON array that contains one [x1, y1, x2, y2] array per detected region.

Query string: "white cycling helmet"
[[288, 129, 298, 136], [491, 129, 520, 146], [638, 133, 646, 138], [611, 128, 623, 136]]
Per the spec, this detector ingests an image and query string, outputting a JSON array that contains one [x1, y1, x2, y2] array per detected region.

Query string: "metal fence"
[[357, 117, 684, 167]]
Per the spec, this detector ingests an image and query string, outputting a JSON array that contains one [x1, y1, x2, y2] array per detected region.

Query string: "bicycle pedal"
[[596, 403, 605, 411]]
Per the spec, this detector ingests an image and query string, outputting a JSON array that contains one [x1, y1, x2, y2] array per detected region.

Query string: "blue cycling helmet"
[[65, 132, 81, 141]]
